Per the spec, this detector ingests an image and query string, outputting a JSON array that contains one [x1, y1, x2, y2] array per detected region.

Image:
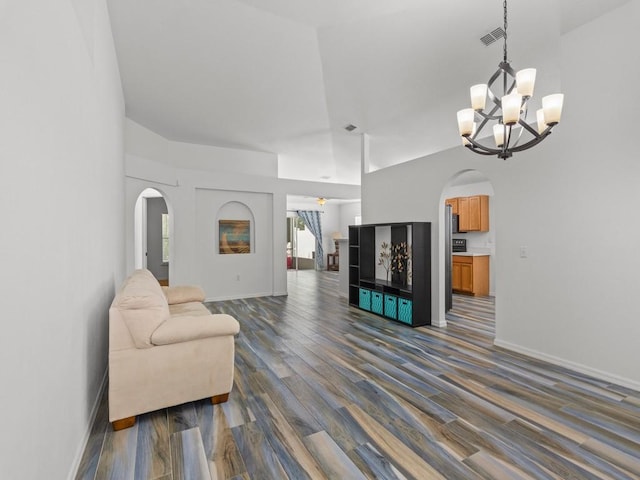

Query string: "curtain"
[[297, 210, 324, 270]]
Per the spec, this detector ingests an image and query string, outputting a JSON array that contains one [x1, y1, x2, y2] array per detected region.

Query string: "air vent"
[[480, 27, 505, 46], [344, 124, 358, 132]]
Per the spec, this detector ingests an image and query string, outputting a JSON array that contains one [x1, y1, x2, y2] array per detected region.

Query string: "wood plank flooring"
[[76, 270, 640, 479]]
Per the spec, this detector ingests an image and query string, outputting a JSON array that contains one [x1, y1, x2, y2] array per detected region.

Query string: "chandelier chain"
[[503, 0, 508, 62]]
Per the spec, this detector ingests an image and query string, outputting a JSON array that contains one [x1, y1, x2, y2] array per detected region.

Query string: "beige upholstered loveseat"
[[108, 269, 239, 430]]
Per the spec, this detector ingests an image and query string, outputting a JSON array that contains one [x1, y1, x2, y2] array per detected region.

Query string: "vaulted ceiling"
[[107, 0, 629, 185]]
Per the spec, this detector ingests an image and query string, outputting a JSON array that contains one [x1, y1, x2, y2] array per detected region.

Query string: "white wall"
[[362, 0, 640, 389], [124, 121, 360, 300], [339, 201, 362, 238], [0, 1, 125, 478], [196, 189, 273, 299], [125, 120, 278, 177]]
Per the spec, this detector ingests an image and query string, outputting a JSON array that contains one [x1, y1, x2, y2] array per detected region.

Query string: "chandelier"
[[456, 0, 564, 160]]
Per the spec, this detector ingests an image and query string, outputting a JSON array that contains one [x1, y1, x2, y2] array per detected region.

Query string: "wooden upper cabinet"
[[447, 195, 489, 232], [445, 197, 459, 215], [458, 197, 469, 232], [471, 195, 489, 232]]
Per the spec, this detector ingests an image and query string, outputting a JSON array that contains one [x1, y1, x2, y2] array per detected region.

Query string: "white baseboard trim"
[[432, 318, 447, 328], [67, 368, 108, 480], [494, 339, 640, 392], [205, 291, 274, 302]]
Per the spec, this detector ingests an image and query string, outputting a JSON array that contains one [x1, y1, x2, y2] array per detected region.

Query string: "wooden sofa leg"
[[112, 416, 136, 431], [211, 393, 230, 405]]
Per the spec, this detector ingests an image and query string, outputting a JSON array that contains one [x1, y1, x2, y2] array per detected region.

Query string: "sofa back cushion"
[[162, 285, 206, 305], [112, 269, 169, 348]]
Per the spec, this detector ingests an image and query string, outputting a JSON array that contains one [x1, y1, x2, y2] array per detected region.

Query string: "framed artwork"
[[219, 219, 250, 254]]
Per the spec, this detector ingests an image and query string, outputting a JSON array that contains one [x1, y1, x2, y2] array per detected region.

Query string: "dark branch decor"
[[377, 241, 392, 282], [391, 242, 410, 285]]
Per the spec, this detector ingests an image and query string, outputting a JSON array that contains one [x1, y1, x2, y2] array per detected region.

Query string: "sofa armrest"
[[151, 314, 240, 346], [162, 285, 206, 305]]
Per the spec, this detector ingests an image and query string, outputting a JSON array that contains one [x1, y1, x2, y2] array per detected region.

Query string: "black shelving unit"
[[348, 222, 431, 327]]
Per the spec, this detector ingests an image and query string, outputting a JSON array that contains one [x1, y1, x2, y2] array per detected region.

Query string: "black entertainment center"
[[348, 222, 431, 327]]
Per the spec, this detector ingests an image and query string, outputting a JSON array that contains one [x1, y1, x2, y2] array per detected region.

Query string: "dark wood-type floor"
[[76, 270, 640, 479]]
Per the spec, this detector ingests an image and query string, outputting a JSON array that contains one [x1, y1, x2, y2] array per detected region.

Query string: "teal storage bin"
[[371, 291, 383, 315], [359, 288, 371, 311], [398, 298, 413, 324], [384, 294, 397, 319]]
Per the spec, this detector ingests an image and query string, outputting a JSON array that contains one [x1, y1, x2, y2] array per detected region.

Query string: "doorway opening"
[[440, 170, 496, 335], [286, 215, 317, 270], [135, 188, 170, 286]]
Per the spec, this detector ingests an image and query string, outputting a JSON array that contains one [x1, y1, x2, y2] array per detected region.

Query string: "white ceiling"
[[107, 0, 630, 185]]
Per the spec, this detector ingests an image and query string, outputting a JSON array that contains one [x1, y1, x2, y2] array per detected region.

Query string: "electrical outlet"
[[236, 274, 240, 281], [519, 246, 528, 258]]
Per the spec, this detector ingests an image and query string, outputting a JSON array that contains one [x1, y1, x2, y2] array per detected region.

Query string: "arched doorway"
[[134, 188, 170, 285], [440, 170, 496, 331]]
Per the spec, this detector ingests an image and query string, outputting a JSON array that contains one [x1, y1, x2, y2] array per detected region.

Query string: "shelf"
[[348, 222, 431, 327]]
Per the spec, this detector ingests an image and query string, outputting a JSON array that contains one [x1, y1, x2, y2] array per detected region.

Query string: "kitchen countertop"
[[452, 252, 490, 257]]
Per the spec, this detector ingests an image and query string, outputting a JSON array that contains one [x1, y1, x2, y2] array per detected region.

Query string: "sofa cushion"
[[113, 269, 170, 349], [169, 302, 210, 317], [162, 285, 206, 305], [151, 314, 240, 345]]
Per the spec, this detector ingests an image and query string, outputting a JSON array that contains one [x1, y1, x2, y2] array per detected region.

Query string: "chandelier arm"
[[463, 136, 503, 155], [474, 117, 491, 139], [486, 68, 504, 107], [498, 61, 515, 77], [487, 67, 504, 88], [475, 112, 500, 123], [517, 118, 542, 138], [475, 104, 501, 122], [487, 69, 517, 108], [465, 145, 497, 156], [506, 131, 552, 153]]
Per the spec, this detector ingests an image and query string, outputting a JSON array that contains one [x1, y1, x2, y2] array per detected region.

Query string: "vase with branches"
[[377, 241, 392, 282]]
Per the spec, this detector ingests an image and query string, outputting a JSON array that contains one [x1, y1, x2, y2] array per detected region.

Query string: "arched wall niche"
[[215, 201, 256, 254]]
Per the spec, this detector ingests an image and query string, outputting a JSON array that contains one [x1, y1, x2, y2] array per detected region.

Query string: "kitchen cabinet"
[[458, 197, 469, 231], [452, 255, 489, 296], [445, 197, 459, 215], [446, 195, 489, 232]]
